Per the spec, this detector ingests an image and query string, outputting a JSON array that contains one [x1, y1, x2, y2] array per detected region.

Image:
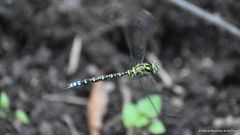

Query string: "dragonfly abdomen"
[[66, 71, 128, 89]]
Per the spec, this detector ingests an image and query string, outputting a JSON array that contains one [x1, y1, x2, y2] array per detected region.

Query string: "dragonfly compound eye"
[[150, 62, 160, 74]]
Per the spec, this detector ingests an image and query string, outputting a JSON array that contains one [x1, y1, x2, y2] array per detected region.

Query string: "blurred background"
[[1, 0, 240, 135]]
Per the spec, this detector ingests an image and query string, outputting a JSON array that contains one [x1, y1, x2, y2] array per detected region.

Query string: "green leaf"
[[0, 92, 10, 112], [137, 95, 162, 117], [148, 120, 166, 134], [135, 115, 149, 128], [122, 103, 138, 127], [15, 109, 30, 124]]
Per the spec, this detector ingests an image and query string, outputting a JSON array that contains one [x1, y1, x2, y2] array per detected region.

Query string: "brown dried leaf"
[[87, 81, 114, 135]]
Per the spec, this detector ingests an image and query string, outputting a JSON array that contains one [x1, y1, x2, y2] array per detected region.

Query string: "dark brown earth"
[[1, 0, 240, 135]]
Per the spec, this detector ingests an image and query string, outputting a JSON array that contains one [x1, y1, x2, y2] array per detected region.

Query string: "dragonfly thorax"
[[127, 62, 160, 78]]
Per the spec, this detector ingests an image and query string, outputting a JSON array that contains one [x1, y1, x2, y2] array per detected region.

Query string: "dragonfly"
[[66, 61, 159, 88], [66, 9, 159, 113]]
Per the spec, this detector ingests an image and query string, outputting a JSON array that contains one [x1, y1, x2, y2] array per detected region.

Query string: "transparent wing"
[[125, 9, 160, 115], [137, 77, 162, 115], [124, 9, 154, 64]]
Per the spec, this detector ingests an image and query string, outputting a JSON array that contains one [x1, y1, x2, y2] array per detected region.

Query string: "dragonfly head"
[[150, 61, 160, 74]]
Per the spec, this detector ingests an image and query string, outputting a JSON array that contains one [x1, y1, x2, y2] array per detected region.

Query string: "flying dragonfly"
[[66, 9, 160, 113], [66, 61, 160, 89]]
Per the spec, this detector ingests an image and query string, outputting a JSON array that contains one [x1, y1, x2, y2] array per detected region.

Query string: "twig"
[[147, 53, 173, 88], [167, 0, 240, 38], [67, 36, 83, 75], [63, 114, 82, 135], [42, 94, 88, 105], [66, 19, 126, 76]]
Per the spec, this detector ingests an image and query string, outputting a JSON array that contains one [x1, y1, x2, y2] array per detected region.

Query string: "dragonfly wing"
[[137, 77, 161, 115], [125, 9, 166, 117], [124, 9, 154, 64], [147, 75, 182, 118]]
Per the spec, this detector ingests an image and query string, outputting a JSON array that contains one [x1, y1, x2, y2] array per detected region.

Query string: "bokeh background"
[[1, 0, 240, 135]]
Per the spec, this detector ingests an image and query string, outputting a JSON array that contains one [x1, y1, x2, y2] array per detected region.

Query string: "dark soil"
[[1, 0, 240, 135]]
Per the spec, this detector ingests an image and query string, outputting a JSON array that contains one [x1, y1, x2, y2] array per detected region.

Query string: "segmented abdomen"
[[66, 71, 128, 89]]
